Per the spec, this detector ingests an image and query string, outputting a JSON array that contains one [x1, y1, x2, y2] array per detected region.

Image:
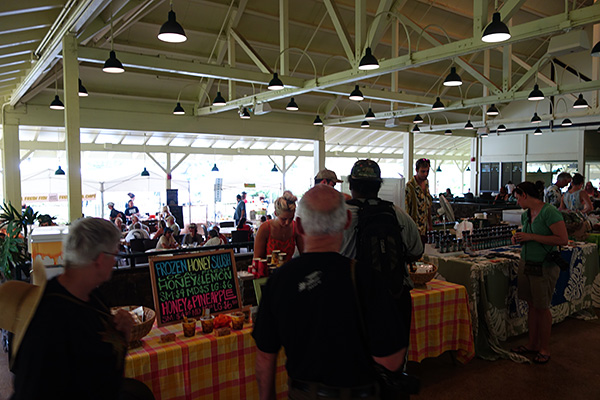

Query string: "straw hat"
[[0, 260, 47, 367]]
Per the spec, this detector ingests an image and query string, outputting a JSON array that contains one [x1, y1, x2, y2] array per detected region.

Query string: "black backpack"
[[347, 198, 408, 297]]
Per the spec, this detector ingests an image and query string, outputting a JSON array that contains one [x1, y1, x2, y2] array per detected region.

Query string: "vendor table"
[[125, 324, 288, 400], [125, 280, 474, 400], [409, 279, 475, 364], [425, 242, 599, 361]]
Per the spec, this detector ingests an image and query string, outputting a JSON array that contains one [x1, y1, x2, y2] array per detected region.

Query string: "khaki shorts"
[[518, 259, 560, 309]]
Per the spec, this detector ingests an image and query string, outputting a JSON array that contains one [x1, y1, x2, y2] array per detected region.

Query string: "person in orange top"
[[254, 191, 303, 263]]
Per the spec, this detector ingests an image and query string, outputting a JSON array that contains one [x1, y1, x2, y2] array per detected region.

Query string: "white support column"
[[403, 131, 414, 182], [62, 34, 82, 222], [522, 134, 528, 182], [470, 137, 479, 195], [578, 130, 586, 174], [228, 34, 236, 103], [502, 25, 512, 92], [166, 152, 172, 190], [279, 0, 289, 76], [1, 121, 22, 208], [313, 139, 325, 178], [355, 0, 366, 59], [282, 157, 287, 192]]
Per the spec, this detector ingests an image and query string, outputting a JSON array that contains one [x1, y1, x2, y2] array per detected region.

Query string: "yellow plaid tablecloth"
[[125, 323, 288, 400], [408, 279, 475, 363]]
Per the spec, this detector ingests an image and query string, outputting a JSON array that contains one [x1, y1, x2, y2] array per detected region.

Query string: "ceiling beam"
[[322, 0, 355, 63], [230, 29, 271, 73], [9, 0, 107, 106]]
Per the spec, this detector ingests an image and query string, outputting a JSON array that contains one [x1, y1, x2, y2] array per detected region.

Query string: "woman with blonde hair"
[[255, 190, 303, 263]]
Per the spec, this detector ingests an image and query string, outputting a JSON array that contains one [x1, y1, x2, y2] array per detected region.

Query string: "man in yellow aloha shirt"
[[405, 158, 433, 243]]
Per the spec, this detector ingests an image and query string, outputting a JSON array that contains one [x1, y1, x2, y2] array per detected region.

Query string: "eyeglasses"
[[102, 251, 120, 258]]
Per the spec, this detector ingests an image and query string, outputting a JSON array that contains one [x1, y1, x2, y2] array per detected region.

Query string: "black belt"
[[290, 379, 376, 398]]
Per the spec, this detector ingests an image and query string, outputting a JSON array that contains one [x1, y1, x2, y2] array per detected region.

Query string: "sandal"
[[533, 353, 551, 364], [510, 345, 537, 355]]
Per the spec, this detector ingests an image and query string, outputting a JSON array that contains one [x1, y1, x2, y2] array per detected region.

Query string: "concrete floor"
[[1, 310, 599, 400]]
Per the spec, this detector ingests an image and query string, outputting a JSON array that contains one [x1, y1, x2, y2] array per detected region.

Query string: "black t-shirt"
[[252, 252, 406, 387], [110, 208, 123, 221], [11, 278, 127, 400]]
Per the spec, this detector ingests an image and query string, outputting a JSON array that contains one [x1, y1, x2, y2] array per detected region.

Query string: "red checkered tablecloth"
[[126, 279, 474, 399], [124, 323, 287, 400], [408, 279, 475, 363]]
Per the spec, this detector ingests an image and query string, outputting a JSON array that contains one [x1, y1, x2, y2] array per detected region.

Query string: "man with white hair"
[[253, 185, 409, 400], [166, 215, 181, 236], [9, 218, 154, 399]]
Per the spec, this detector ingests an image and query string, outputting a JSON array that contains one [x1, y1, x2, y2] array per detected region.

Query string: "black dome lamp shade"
[[358, 47, 379, 70], [464, 120, 474, 129], [240, 107, 251, 119], [528, 84, 544, 101], [444, 129, 452, 135], [271, 164, 278, 172], [349, 85, 364, 101], [211, 163, 219, 172], [432, 97, 445, 110], [561, 118, 573, 127], [268, 73, 284, 90], [286, 98, 299, 111], [158, 10, 187, 43], [497, 124, 507, 132], [313, 115, 323, 126], [481, 12, 511, 43], [486, 104, 499, 116], [365, 108, 376, 120], [212, 91, 227, 106], [413, 114, 423, 124], [443, 67, 462, 87], [412, 125, 420, 132], [573, 94, 589, 109], [361, 120, 370, 128], [103, 50, 124, 73], [531, 112, 542, 123], [54, 166, 65, 175], [141, 167, 150, 177], [173, 102, 185, 115], [534, 127, 543, 135], [49, 95, 64, 110], [78, 79, 88, 97]]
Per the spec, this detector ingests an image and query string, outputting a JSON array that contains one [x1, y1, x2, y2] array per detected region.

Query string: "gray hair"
[[296, 189, 347, 236], [63, 218, 121, 268], [557, 172, 571, 182]]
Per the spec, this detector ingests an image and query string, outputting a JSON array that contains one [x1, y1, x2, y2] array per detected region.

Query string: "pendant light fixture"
[[466, 166, 471, 171], [49, 72, 64, 110], [271, 164, 278, 172], [573, 94, 589, 109], [78, 79, 88, 97], [358, 47, 379, 70], [286, 98, 298, 111], [172, 102, 185, 115], [561, 118, 573, 127], [103, 11, 125, 73], [413, 114, 423, 124], [349, 85, 364, 101], [443, 67, 462, 87], [497, 124, 507, 132], [141, 133, 150, 177], [157, 1, 187, 43], [240, 107, 251, 119], [361, 120, 370, 128], [486, 104, 499, 116], [591, 41, 600, 57], [436, 165, 442, 172], [444, 129, 452, 136], [412, 125, 420, 132], [534, 127, 543, 135], [480, 131, 489, 138], [213, 91, 227, 106], [54, 129, 64, 175], [464, 120, 474, 129], [365, 108, 376, 120], [432, 97, 445, 110], [268, 73, 284, 90], [211, 163, 219, 172], [531, 112, 542, 123], [481, 12, 511, 43], [313, 115, 323, 126], [528, 84, 544, 101]]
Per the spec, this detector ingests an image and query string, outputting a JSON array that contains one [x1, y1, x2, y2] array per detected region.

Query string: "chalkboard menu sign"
[[148, 249, 242, 326]]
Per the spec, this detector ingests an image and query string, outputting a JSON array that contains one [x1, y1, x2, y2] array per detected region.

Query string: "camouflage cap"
[[350, 159, 382, 181], [315, 168, 342, 183]]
